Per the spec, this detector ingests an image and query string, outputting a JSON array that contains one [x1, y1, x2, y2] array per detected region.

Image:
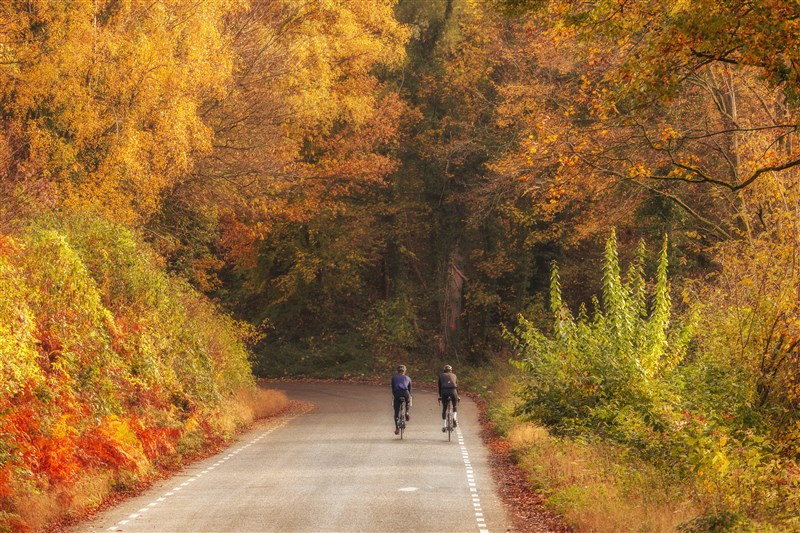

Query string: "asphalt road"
[[76, 381, 514, 533]]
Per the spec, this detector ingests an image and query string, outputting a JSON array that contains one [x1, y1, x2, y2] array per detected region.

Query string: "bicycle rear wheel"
[[446, 404, 452, 441], [399, 401, 406, 440]]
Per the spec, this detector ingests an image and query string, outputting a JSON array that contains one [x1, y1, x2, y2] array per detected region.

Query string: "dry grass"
[[507, 423, 700, 532], [248, 387, 290, 419], [233, 387, 289, 423], [215, 387, 289, 438], [13, 488, 60, 532], [65, 470, 114, 517], [10, 471, 116, 532]]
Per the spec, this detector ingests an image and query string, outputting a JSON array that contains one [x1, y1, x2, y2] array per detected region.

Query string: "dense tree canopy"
[[0, 0, 239, 225]]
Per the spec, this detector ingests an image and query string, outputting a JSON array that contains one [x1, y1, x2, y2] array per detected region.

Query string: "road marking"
[[398, 486, 419, 492], [458, 427, 490, 533], [106, 520, 128, 531], [107, 410, 304, 531]]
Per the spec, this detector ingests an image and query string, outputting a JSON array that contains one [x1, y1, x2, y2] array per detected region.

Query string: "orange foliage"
[[0, 234, 16, 254], [0, 465, 11, 499], [219, 215, 261, 272], [0, 216, 258, 530], [132, 422, 181, 461], [483, 0, 800, 247]]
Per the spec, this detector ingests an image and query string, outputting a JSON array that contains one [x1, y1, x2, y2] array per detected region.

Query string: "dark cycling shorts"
[[441, 391, 458, 418], [393, 390, 410, 421]]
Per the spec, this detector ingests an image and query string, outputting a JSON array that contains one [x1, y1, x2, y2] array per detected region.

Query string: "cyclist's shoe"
[[395, 428, 399, 435], [453, 420, 458, 428], [442, 427, 447, 432], [405, 413, 410, 421]]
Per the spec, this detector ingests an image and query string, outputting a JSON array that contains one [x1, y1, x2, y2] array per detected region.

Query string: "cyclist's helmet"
[[397, 365, 406, 373], [443, 364, 452, 372]]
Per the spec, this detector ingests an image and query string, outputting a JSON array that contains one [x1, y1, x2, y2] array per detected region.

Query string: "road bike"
[[396, 397, 408, 439], [442, 397, 455, 441]]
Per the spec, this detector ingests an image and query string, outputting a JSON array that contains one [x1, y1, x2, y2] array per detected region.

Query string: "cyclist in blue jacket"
[[391, 365, 412, 435]]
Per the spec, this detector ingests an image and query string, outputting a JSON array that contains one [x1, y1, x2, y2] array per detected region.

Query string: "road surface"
[[76, 381, 514, 532]]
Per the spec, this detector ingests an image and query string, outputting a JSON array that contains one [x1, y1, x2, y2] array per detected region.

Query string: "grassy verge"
[[476, 361, 703, 533], [476, 359, 800, 532], [504, 422, 700, 531]]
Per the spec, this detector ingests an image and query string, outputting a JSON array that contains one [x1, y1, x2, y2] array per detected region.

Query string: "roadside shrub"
[[0, 236, 40, 397], [0, 214, 259, 531], [506, 230, 692, 450], [675, 227, 800, 528], [504, 229, 800, 529]]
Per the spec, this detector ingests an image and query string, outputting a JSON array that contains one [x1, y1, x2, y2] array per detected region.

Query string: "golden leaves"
[[1, 0, 239, 224]]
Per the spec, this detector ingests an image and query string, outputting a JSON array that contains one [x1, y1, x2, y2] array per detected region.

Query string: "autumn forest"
[[2, 0, 800, 531]]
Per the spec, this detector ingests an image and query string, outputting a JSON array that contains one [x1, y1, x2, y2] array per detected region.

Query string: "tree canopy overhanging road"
[[75, 382, 517, 533]]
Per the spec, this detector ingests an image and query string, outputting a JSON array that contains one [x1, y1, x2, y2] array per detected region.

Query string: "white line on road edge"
[[107, 412, 302, 531], [458, 428, 490, 533]]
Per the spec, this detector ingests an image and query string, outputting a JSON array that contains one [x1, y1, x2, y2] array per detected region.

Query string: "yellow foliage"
[[276, 0, 409, 135], [0, 244, 41, 395], [0, 0, 241, 224], [99, 416, 148, 469]]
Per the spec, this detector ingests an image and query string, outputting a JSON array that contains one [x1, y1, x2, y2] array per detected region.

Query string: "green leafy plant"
[[506, 229, 693, 445]]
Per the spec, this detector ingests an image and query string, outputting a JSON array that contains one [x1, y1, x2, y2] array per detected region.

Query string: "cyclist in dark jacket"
[[391, 365, 412, 434], [438, 364, 459, 431]]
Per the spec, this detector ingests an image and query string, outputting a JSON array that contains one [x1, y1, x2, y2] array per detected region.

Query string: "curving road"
[[76, 381, 514, 533]]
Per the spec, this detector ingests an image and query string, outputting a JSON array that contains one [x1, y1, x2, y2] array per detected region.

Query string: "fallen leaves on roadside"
[[472, 394, 572, 533]]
